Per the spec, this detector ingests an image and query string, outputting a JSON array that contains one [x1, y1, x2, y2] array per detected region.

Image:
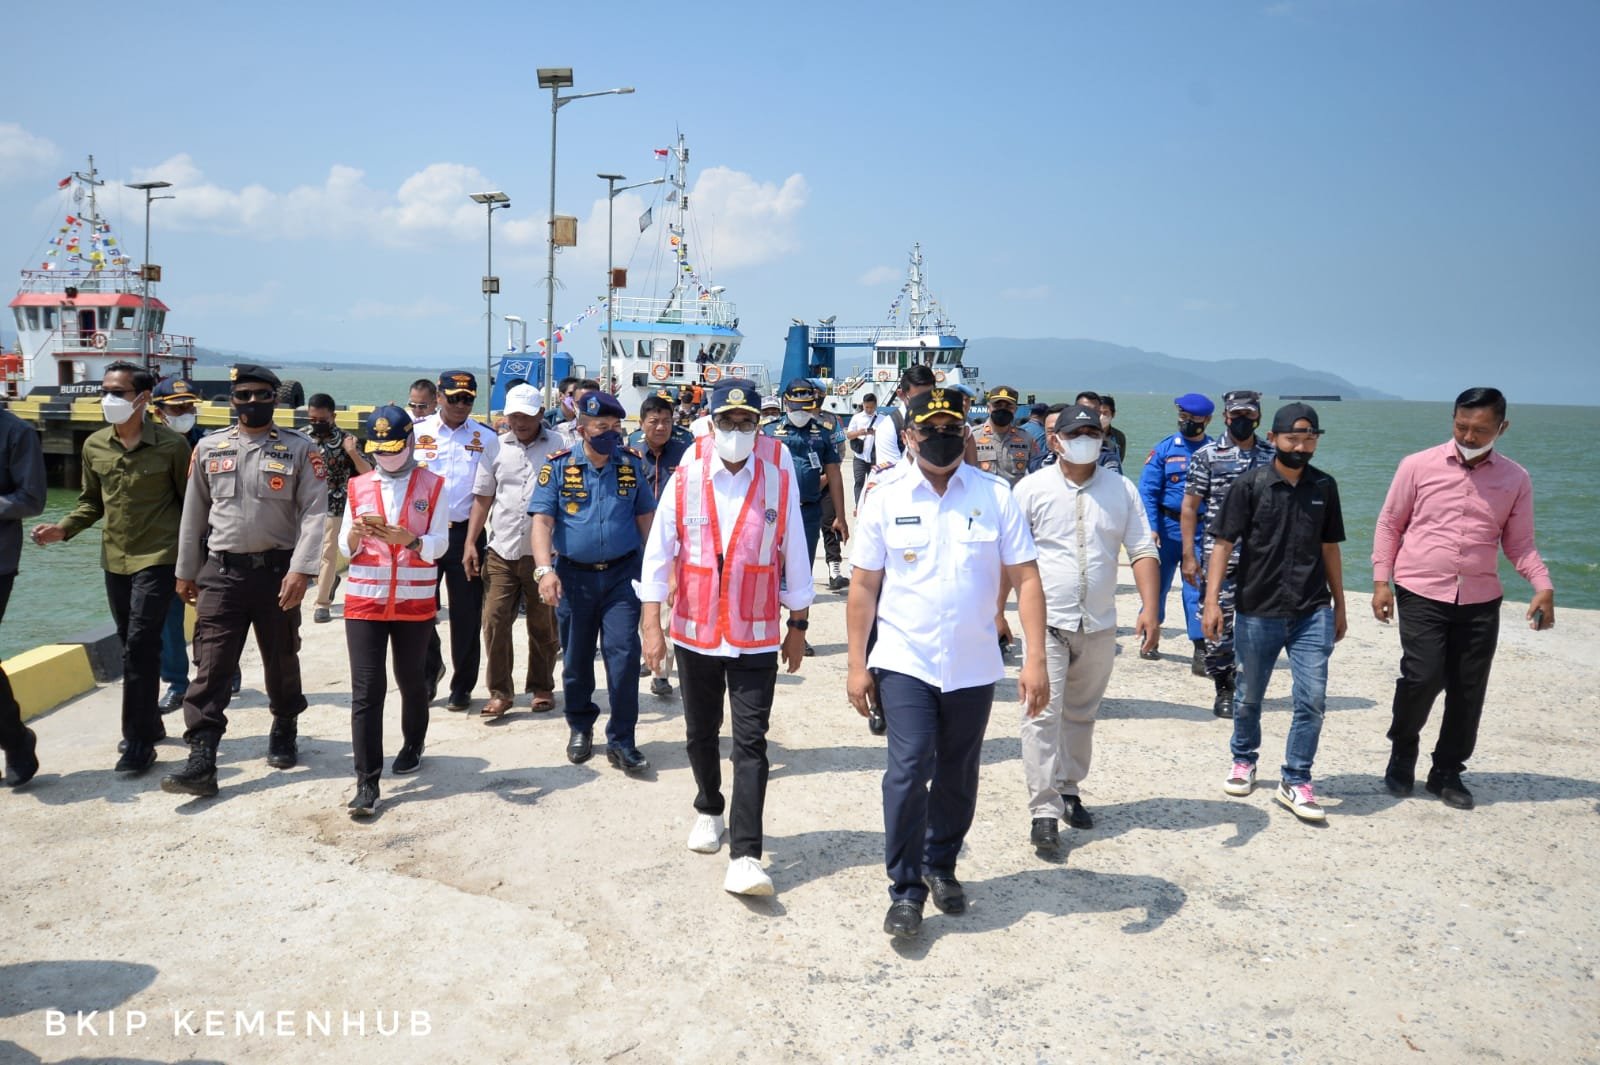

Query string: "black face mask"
[[989, 408, 1015, 429], [1179, 418, 1207, 438], [1277, 450, 1311, 470], [309, 421, 334, 439], [235, 402, 275, 428], [1227, 416, 1256, 442], [915, 432, 965, 470]]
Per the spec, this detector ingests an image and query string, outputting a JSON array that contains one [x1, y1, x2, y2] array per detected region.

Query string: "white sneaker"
[[686, 814, 726, 853], [1223, 761, 1257, 797], [723, 855, 774, 896], [1276, 780, 1327, 823]]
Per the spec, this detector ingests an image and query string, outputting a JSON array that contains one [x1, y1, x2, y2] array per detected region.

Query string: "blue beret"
[[578, 391, 626, 419], [1174, 392, 1215, 416]]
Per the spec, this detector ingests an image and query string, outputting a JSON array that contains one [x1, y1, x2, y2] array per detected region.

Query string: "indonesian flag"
[[653, 148, 669, 159], [58, 176, 71, 189]]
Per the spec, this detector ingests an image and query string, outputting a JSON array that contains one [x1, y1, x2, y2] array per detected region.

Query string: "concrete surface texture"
[[1, 566, 1597, 1064]]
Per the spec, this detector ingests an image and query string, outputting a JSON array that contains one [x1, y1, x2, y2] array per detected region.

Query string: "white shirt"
[[854, 462, 1037, 690], [690, 414, 713, 439], [338, 468, 450, 562], [412, 414, 501, 522], [634, 451, 816, 657], [847, 409, 880, 463], [1014, 464, 1158, 634], [873, 405, 904, 465], [472, 428, 562, 560]]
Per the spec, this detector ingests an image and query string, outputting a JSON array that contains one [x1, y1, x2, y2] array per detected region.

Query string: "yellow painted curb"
[[6, 643, 97, 721]]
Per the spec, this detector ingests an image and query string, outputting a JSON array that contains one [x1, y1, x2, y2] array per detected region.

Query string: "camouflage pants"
[[1198, 557, 1239, 679]]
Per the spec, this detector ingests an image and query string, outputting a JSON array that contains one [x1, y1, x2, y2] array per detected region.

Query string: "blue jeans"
[[1156, 534, 1204, 641], [1231, 608, 1334, 786], [160, 591, 189, 687]]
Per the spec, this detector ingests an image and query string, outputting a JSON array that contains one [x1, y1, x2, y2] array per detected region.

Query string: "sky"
[[2, 0, 1596, 404]]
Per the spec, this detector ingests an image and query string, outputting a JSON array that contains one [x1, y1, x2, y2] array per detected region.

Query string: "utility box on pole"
[[553, 215, 578, 247]]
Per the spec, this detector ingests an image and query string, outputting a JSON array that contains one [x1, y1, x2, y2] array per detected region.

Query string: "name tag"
[[683, 516, 708, 526], [894, 516, 921, 525]]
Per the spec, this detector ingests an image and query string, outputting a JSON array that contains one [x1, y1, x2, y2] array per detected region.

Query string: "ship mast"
[[905, 242, 927, 333], [664, 132, 690, 313], [71, 155, 105, 233]]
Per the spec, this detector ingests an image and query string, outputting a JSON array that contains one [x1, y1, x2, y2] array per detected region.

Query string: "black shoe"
[[1191, 641, 1208, 677], [1031, 817, 1063, 856], [566, 729, 594, 764], [828, 574, 850, 592], [5, 727, 40, 787], [161, 737, 219, 797], [867, 708, 886, 736], [445, 691, 472, 713], [1138, 647, 1160, 661], [118, 721, 167, 754], [114, 742, 157, 775], [230, 673, 242, 695], [159, 684, 186, 713], [348, 781, 379, 818], [1383, 755, 1415, 798], [1212, 688, 1235, 718], [804, 642, 816, 657], [883, 900, 924, 939], [650, 677, 673, 697], [1063, 795, 1094, 830], [924, 873, 966, 915], [428, 661, 446, 703], [392, 744, 423, 775], [638, 662, 652, 678], [265, 717, 298, 770], [1425, 773, 1474, 810], [606, 744, 650, 774]]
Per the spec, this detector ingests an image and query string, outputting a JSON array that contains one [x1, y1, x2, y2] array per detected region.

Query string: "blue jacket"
[[1139, 432, 1212, 540]]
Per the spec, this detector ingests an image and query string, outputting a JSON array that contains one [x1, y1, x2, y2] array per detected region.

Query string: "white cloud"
[[859, 265, 901, 286], [0, 123, 60, 182], [1001, 284, 1052, 301], [186, 281, 283, 316]]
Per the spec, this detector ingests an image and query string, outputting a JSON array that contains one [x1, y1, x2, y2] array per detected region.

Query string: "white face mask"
[[786, 410, 811, 428], [1060, 434, 1102, 465], [101, 394, 138, 425], [714, 426, 757, 463], [164, 412, 196, 434], [1457, 440, 1495, 461], [375, 451, 412, 474]]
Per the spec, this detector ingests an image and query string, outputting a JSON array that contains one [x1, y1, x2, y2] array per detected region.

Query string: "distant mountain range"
[[966, 338, 1401, 401]]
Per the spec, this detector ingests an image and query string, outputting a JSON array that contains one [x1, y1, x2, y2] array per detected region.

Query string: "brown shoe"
[[481, 696, 513, 720]]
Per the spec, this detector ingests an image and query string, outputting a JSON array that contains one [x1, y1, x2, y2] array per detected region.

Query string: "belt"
[[1159, 505, 1189, 522], [558, 551, 636, 572], [212, 548, 292, 570]]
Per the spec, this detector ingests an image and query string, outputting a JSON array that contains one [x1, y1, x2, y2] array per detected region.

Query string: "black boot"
[[4, 726, 40, 787], [265, 716, 298, 770], [1212, 670, 1235, 719], [161, 735, 219, 797]]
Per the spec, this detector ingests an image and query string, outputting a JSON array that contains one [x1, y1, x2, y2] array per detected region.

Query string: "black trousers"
[[819, 487, 842, 565], [346, 618, 432, 786], [426, 522, 486, 699], [182, 553, 306, 742], [105, 564, 174, 745], [1387, 586, 1501, 779], [852, 456, 872, 506], [676, 646, 779, 860], [0, 572, 33, 760]]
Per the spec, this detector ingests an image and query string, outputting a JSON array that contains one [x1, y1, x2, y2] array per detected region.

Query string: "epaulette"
[[202, 425, 231, 436], [620, 446, 643, 459], [547, 447, 572, 460]]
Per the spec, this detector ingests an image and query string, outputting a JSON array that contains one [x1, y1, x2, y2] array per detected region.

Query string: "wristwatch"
[[786, 617, 809, 631], [405, 536, 422, 552], [535, 565, 555, 580]]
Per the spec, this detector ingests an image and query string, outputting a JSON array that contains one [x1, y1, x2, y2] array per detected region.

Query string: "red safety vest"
[[671, 436, 789, 650], [343, 468, 444, 622]]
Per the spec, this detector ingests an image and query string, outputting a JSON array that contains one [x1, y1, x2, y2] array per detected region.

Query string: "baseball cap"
[[363, 404, 414, 454], [711, 378, 762, 416], [1055, 404, 1105, 434], [438, 370, 478, 396], [986, 385, 1020, 405], [503, 383, 543, 418], [577, 391, 626, 419], [153, 377, 200, 404], [908, 387, 969, 423], [1223, 389, 1263, 413], [231, 364, 280, 390], [1271, 402, 1324, 434]]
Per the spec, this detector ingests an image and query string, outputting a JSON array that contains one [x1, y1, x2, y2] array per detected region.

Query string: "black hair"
[[409, 379, 437, 398], [1099, 394, 1116, 414], [639, 395, 673, 418], [1454, 387, 1506, 421], [307, 393, 336, 411], [103, 360, 155, 394], [556, 376, 579, 392], [1074, 390, 1101, 406], [900, 364, 936, 390], [1048, 402, 1069, 414], [576, 377, 601, 392], [862, 393, 878, 404]]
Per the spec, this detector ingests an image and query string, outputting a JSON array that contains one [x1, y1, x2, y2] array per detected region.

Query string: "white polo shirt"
[[472, 427, 562, 560], [873, 406, 904, 465], [853, 461, 1037, 690], [1014, 463, 1158, 634], [412, 414, 500, 523], [847, 408, 880, 463]]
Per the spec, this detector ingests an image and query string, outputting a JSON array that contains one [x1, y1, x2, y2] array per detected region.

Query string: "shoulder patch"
[[547, 447, 572, 460]]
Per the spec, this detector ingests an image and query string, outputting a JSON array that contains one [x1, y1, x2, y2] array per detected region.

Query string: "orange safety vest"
[[343, 468, 444, 622], [671, 436, 789, 650]]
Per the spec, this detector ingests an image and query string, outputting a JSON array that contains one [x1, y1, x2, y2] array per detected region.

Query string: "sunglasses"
[[407, 402, 435, 412], [231, 388, 275, 403], [443, 393, 475, 405]]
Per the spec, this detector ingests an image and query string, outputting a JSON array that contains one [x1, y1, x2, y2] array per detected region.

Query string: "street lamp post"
[[537, 67, 634, 407], [468, 190, 511, 418], [598, 172, 665, 392], [125, 180, 174, 371]]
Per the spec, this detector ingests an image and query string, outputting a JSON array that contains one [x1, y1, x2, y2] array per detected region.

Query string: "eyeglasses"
[[231, 388, 275, 403], [913, 424, 965, 439], [713, 416, 758, 433], [443, 393, 475, 405]]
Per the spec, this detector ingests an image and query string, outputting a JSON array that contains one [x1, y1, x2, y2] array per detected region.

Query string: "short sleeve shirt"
[[1213, 462, 1346, 617], [527, 447, 656, 564]]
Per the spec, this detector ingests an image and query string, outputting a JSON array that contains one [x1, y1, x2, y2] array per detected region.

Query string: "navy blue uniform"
[[1139, 432, 1212, 641], [763, 417, 840, 564], [529, 446, 657, 747], [626, 431, 690, 499]]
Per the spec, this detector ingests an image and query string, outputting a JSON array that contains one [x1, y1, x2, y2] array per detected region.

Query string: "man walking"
[[31, 361, 189, 774], [161, 365, 328, 798], [1205, 403, 1347, 823], [637, 380, 812, 895], [306, 393, 370, 624], [1, 406, 46, 786], [971, 385, 1038, 487], [1182, 390, 1274, 717], [847, 386, 1048, 938], [1140, 393, 1215, 669], [845, 393, 880, 505], [151, 376, 206, 712], [811, 393, 852, 591], [1013, 404, 1160, 856], [1372, 387, 1555, 809], [627, 392, 690, 698], [763, 379, 848, 575]]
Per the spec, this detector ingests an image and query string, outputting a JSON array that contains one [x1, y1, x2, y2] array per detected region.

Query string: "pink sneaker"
[[1223, 761, 1256, 796], [1276, 781, 1326, 822]]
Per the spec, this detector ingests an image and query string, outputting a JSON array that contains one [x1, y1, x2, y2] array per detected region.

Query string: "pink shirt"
[[1372, 442, 1552, 605]]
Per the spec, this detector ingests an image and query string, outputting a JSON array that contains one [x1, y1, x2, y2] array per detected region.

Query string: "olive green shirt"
[[60, 421, 191, 574]]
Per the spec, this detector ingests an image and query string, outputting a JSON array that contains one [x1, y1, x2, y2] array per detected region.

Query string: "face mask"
[[1277, 450, 1311, 470], [786, 410, 811, 428], [375, 451, 412, 474], [714, 426, 757, 463], [1227, 416, 1257, 442], [989, 408, 1015, 429], [1099, 414, 1112, 429], [1457, 440, 1495, 461], [914, 431, 965, 471], [101, 394, 137, 425], [1060, 434, 1102, 464], [164, 412, 196, 434], [1179, 418, 1207, 438], [562, 396, 576, 414], [586, 429, 623, 456], [236, 402, 275, 429], [309, 421, 334, 440]]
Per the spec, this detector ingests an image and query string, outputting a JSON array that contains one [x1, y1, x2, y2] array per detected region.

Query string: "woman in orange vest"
[[339, 404, 449, 817]]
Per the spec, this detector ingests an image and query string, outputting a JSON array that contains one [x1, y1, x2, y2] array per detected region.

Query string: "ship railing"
[[810, 324, 960, 345], [609, 296, 739, 328], [17, 269, 144, 295], [50, 326, 195, 359]]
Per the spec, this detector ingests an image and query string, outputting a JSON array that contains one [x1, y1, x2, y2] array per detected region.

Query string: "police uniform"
[[1138, 394, 1215, 650], [812, 404, 850, 583], [411, 370, 500, 709], [763, 380, 843, 568], [161, 364, 327, 798], [1185, 398, 1275, 699], [528, 391, 657, 769], [971, 386, 1039, 488], [151, 375, 208, 711]]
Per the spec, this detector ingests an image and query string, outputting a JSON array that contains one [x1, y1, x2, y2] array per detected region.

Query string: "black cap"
[[438, 370, 478, 396], [231, 364, 280, 389], [986, 385, 1020, 405], [1271, 402, 1324, 434], [907, 387, 969, 424], [1056, 404, 1104, 433]]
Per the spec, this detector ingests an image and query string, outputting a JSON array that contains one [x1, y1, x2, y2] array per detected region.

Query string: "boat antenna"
[[665, 131, 690, 313], [71, 155, 106, 233], [906, 243, 926, 333]]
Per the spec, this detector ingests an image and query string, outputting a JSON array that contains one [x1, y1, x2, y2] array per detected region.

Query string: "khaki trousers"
[[314, 515, 341, 608], [1020, 625, 1116, 819], [482, 549, 559, 701]]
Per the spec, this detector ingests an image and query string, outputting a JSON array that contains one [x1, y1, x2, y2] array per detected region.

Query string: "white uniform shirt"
[[635, 451, 816, 657], [873, 405, 904, 465], [412, 414, 501, 522], [472, 428, 562, 561], [847, 409, 879, 464], [854, 462, 1037, 690], [338, 469, 450, 562], [1013, 464, 1158, 634]]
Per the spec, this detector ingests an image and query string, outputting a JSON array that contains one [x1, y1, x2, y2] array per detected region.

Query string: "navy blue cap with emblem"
[[153, 376, 200, 403], [578, 390, 626, 419], [438, 370, 478, 396], [363, 404, 414, 454], [781, 378, 821, 406], [232, 363, 281, 389], [711, 378, 762, 415]]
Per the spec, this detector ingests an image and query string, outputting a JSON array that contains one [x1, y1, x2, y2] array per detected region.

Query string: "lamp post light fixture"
[[125, 179, 174, 371], [538, 66, 635, 407], [598, 172, 665, 392], [468, 190, 511, 418], [503, 314, 528, 357]]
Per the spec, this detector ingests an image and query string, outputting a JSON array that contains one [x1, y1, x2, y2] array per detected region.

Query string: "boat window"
[[726, 341, 739, 360], [637, 340, 649, 360], [24, 308, 39, 330], [150, 310, 165, 333], [12, 310, 23, 332], [710, 342, 725, 360], [670, 339, 684, 362], [115, 308, 136, 330], [42, 308, 57, 329], [98, 308, 112, 329]]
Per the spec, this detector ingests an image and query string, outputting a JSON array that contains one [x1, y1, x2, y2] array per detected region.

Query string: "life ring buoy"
[[650, 362, 670, 381], [159, 339, 172, 354], [703, 365, 722, 383], [91, 332, 108, 350], [934, 370, 946, 383], [875, 369, 890, 382]]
